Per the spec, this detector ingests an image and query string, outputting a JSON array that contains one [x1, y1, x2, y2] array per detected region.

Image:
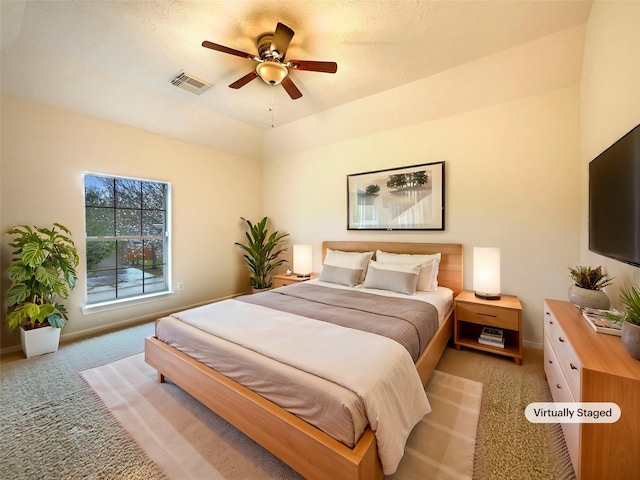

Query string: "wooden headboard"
[[322, 241, 464, 298]]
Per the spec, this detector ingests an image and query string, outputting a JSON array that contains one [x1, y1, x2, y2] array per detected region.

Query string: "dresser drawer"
[[544, 306, 582, 400], [544, 333, 575, 403], [456, 303, 519, 330], [544, 333, 580, 473]]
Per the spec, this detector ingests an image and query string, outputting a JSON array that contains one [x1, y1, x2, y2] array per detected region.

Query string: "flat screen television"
[[589, 124, 640, 268]]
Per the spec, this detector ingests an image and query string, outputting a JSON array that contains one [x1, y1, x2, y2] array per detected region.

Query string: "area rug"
[[81, 353, 482, 479]]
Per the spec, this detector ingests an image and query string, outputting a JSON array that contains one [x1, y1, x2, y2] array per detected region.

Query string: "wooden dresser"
[[543, 299, 640, 479]]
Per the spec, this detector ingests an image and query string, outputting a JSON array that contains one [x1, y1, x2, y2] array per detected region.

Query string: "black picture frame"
[[347, 161, 445, 231]]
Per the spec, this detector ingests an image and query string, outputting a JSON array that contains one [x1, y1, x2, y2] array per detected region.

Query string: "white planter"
[[20, 325, 61, 358]]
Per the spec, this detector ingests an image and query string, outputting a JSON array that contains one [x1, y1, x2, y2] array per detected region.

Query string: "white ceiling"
[[1, 1, 593, 156]]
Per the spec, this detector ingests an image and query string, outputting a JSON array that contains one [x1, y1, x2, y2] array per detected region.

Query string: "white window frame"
[[82, 172, 172, 314]]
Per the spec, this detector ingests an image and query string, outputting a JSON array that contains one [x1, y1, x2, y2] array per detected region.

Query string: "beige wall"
[[263, 80, 582, 346], [262, 2, 640, 347], [0, 95, 262, 350], [3, 2, 638, 351], [579, 0, 640, 301]]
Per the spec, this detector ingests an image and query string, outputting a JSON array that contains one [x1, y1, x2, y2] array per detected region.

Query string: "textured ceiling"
[[1, 1, 592, 155]]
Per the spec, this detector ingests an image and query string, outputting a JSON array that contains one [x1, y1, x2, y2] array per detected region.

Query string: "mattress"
[[155, 282, 453, 449]]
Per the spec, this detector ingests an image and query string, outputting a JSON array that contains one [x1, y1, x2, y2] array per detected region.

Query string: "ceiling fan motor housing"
[[257, 33, 277, 60]]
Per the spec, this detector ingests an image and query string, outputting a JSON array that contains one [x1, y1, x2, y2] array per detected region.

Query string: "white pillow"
[[363, 260, 421, 295], [375, 250, 441, 291], [324, 248, 374, 283]]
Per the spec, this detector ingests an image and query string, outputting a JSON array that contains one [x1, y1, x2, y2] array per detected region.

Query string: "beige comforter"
[[171, 299, 431, 475], [237, 282, 439, 361]]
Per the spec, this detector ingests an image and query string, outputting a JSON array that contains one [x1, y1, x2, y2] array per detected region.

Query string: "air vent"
[[170, 70, 212, 95]]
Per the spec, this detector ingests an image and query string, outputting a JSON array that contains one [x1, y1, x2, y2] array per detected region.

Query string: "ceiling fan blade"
[[229, 71, 259, 89], [202, 41, 254, 60], [271, 23, 294, 59], [281, 76, 302, 100], [288, 60, 337, 74]]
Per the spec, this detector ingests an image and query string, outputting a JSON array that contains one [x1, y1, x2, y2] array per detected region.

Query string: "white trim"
[[523, 339, 543, 350], [82, 291, 174, 315]]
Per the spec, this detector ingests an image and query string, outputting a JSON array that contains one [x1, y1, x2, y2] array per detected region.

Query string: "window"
[[84, 174, 170, 306]]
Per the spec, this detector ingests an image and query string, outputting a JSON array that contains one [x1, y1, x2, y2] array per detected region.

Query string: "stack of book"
[[478, 326, 505, 348]]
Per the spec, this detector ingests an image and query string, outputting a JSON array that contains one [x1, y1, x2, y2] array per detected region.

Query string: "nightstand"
[[454, 290, 523, 364], [272, 273, 318, 288]]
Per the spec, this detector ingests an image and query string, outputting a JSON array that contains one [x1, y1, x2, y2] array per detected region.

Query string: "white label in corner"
[[525, 402, 621, 423]]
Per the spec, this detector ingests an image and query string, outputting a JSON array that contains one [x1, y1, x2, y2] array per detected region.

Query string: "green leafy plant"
[[5, 223, 79, 330], [605, 285, 640, 326], [568, 265, 614, 291], [234, 217, 289, 290]]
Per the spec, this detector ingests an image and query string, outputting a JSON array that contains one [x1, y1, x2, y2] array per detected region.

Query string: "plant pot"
[[20, 325, 61, 358], [251, 287, 272, 295], [621, 322, 640, 360], [568, 285, 610, 310]]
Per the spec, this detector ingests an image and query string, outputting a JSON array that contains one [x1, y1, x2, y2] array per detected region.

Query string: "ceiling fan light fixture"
[[256, 61, 288, 85]]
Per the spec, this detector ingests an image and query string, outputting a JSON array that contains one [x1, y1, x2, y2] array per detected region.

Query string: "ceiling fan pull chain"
[[270, 90, 275, 128]]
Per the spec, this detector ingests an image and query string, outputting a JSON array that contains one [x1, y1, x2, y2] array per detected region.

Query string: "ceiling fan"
[[202, 22, 337, 100]]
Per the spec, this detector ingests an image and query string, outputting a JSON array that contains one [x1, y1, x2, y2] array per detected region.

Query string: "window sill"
[[82, 291, 174, 315]]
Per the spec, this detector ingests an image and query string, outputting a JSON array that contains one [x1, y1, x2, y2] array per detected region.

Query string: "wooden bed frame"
[[145, 241, 463, 480]]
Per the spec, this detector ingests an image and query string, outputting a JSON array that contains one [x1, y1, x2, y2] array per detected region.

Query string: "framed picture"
[[347, 161, 445, 230]]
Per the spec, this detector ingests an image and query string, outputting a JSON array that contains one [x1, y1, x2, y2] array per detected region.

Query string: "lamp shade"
[[473, 247, 501, 300], [293, 245, 313, 277]]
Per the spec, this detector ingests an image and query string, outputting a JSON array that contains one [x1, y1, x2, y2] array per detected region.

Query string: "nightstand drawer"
[[274, 277, 298, 287], [272, 274, 318, 288], [456, 303, 519, 330]]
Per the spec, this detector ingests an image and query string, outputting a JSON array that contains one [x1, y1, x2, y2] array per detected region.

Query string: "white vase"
[[20, 325, 61, 358], [568, 285, 610, 310]]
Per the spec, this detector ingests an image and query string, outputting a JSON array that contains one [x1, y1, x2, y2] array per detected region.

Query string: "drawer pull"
[[548, 360, 553, 364], [558, 337, 565, 343], [548, 321, 554, 325], [570, 363, 577, 370], [556, 384, 562, 389], [477, 312, 497, 318]]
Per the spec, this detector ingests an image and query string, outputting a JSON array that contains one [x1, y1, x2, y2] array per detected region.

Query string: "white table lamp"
[[473, 247, 501, 300], [293, 245, 313, 278]]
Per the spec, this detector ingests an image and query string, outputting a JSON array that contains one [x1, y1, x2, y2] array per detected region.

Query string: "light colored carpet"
[[437, 347, 576, 480], [82, 353, 483, 479], [0, 322, 166, 480]]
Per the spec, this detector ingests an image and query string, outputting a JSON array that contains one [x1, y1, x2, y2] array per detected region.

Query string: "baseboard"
[[523, 339, 543, 350]]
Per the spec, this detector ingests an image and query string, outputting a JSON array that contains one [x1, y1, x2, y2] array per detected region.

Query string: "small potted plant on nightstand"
[[605, 285, 640, 360], [568, 265, 614, 310], [234, 217, 289, 293], [5, 223, 79, 358]]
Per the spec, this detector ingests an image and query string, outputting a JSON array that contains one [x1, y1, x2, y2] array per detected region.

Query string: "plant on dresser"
[[604, 285, 640, 360], [567, 265, 614, 310]]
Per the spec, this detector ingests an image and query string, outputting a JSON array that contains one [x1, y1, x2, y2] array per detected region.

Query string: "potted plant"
[[234, 217, 289, 293], [605, 285, 640, 360], [568, 265, 614, 310], [5, 223, 79, 358]]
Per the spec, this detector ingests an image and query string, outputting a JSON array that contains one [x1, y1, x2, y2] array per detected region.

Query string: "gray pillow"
[[319, 264, 364, 287], [363, 264, 419, 295]]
